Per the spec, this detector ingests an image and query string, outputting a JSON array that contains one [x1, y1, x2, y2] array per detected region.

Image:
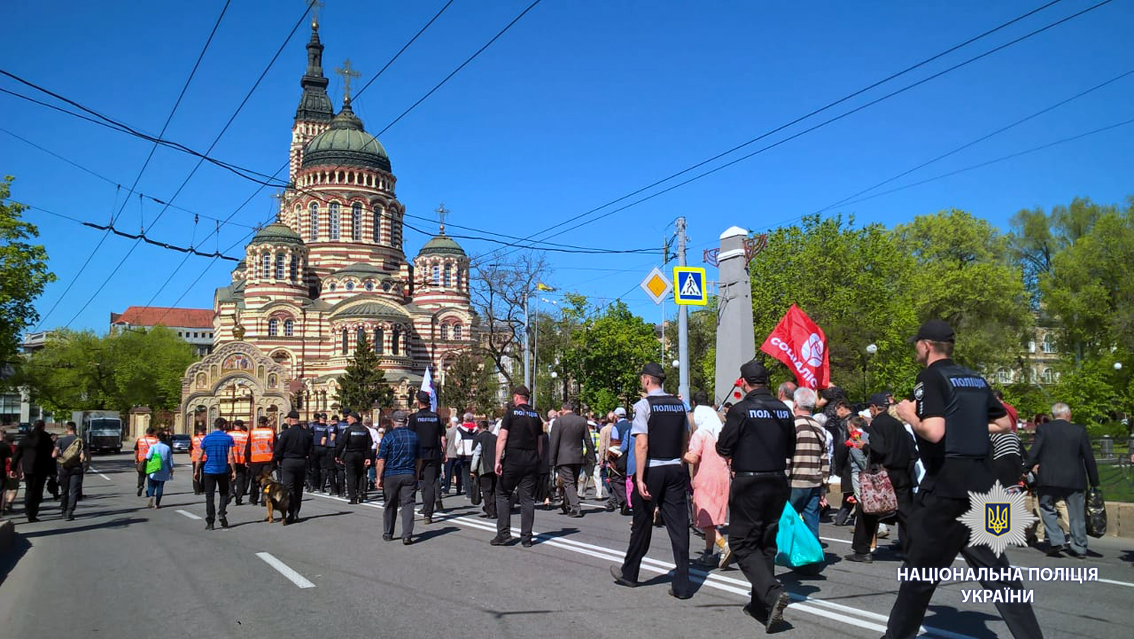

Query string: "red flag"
[[759, 305, 830, 389]]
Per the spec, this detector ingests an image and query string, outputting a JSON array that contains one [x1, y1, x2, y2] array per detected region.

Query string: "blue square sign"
[[673, 267, 707, 305]]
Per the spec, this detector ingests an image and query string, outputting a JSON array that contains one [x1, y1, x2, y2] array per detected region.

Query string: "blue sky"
[[3, 0, 1132, 333]]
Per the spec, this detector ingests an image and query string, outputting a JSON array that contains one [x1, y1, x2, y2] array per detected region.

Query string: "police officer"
[[319, 414, 338, 494], [715, 360, 795, 632], [883, 320, 1043, 639], [335, 412, 373, 504], [332, 414, 349, 497], [491, 385, 542, 548], [408, 392, 444, 524], [273, 410, 312, 525], [610, 363, 693, 599], [309, 414, 330, 492]]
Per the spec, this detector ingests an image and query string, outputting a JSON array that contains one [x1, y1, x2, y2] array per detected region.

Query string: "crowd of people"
[[0, 319, 1118, 638]]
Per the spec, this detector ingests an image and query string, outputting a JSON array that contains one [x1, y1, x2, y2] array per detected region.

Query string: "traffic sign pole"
[[677, 217, 689, 403]]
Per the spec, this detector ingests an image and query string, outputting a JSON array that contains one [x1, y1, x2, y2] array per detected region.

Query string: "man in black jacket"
[[408, 392, 445, 523], [273, 411, 312, 525], [1024, 402, 1100, 558], [11, 420, 56, 522], [847, 394, 914, 562]]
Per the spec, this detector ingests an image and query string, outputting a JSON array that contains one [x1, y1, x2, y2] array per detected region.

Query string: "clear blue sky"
[[3, 0, 1132, 333]]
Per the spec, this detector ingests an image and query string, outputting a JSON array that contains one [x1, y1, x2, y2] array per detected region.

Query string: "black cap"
[[869, 393, 890, 408], [640, 363, 666, 381], [416, 390, 432, 405], [911, 319, 955, 343], [286, 410, 300, 419], [347, 411, 361, 421], [739, 360, 769, 384], [511, 385, 531, 399]]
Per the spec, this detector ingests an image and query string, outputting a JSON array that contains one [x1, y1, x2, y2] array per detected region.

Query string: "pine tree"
[[335, 334, 394, 412]]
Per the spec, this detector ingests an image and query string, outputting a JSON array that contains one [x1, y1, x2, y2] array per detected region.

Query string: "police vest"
[[136, 436, 158, 462], [249, 428, 275, 463], [190, 434, 205, 462], [646, 395, 687, 461], [935, 363, 994, 459], [311, 423, 329, 447], [231, 430, 250, 464]]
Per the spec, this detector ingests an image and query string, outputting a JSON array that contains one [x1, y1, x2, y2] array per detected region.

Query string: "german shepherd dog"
[[259, 467, 290, 524]]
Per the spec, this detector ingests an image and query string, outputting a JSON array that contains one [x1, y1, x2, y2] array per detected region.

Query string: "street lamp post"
[[864, 343, 878, 402]]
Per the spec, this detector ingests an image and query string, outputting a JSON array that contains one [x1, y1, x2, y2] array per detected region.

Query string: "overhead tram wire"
[[63, 2, 316, 329], [401, 220, 652, 255], [353, 0, 456, 102], [32, 0, 232, 330], [467, 0, 1099, 265]]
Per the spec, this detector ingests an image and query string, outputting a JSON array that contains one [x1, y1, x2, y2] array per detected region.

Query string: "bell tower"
[[290, 7, 335, 181]]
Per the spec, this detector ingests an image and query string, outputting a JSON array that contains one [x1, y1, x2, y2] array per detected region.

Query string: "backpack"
[[60, 438, 84, 469]]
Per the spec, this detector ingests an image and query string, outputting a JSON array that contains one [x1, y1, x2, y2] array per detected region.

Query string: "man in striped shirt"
[[787, 387, 829, 544]]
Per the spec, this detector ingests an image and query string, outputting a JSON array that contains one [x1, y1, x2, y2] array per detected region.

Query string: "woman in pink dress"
[[684, 400, 732, 568]]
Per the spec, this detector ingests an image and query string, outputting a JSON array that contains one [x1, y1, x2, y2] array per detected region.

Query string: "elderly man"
[[377, 411, 421, 544], [1025, 402, 1100, 558], [777, 381, 798, 415], [788, 387, 829, 545], [549, 399, 596, 518]]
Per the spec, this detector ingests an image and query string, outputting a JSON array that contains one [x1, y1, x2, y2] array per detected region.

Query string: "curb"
[[0, 519, 13, 555]]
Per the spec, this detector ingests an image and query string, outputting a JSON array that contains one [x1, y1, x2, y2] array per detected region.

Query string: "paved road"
[[2, 453, 1132, 638]]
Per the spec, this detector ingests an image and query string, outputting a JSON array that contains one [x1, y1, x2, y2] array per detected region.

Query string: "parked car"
[[171, 434, 191, 454]]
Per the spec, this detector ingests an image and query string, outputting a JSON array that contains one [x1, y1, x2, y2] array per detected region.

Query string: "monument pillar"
[[713, 226, 756, 406]]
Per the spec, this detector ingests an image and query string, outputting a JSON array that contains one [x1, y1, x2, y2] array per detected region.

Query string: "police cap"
[[911, 319, 955, 343], [286, 410, 300, 419], [511, 385, 531, 399], [739, 360, 769, 385], [416, 390, 432, 405], [869, 393, 890, 408], [640, 363, 666, 381]]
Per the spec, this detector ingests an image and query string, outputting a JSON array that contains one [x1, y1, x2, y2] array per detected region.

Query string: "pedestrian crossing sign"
[[673, 267, 707, 305]]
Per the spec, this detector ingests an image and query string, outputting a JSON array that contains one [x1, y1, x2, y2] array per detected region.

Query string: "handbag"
[[145, 452, 163, 475], [775, 502, 825, 568], [1085, 487, 1107, 538], [859, 465, 898, 515]]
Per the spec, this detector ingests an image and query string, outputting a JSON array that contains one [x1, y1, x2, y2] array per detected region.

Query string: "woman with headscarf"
[[683, 394, 732, 568]]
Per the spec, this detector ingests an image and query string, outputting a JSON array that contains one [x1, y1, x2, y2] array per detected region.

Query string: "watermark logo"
[[958, 481, 1037, 557]]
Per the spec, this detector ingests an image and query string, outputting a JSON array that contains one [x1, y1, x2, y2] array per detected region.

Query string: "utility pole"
[[523, 294, 531, 391], [677, 217, 690, 403], [532, 296, 539, 410]]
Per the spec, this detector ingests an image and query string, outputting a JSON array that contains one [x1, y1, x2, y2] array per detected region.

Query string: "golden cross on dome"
[[435, 203, 450, 234], [270, 191, 285, 221], [335, 59, 361, 102]]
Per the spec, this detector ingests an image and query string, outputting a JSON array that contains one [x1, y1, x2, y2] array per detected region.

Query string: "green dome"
[[250, 223, 304, 246], [302, 100, 391, 173], [419, 234, 466, 256]]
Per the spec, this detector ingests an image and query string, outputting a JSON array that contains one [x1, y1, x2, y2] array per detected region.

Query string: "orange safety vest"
[[190, 434, 205, 462], [249, 428, 275, 463], [136, 436, 158, 463], [231, 430, 250, 465]]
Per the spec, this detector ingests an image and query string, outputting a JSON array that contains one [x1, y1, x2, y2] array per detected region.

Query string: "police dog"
[[259, 468, 290, 524]]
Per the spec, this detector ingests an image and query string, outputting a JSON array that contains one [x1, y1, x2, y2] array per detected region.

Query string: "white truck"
[[71, 410, 123, 454]]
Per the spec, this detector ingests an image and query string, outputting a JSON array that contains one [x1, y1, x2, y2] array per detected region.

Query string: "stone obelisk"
[[713, 226, 755, 406]]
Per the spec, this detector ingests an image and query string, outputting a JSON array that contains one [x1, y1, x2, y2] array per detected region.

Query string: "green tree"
[[335, 334, 394, 412], [0, 176, 55, 366], [662, 298, 717, 397], [439, 350, 499, 415], [574, 301, 660, 413]]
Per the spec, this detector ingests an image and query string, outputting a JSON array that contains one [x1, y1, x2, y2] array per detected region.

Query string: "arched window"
[[289, 255, 298, 281], [372, 208, 382, 242], [351, 203, 362, 241], [453, 324, 462, 340], [341, 329, 349, 354], [432, 265, 441, 286], [275, 254, 285, 279], [455, 267, 462, 290], [440, 324, 449, 341], [996, 368, 1012, 384], [284, 319, 294, 337], [356, 327, 365, 345], [391, 330, 400, 355], [374, 328, 384, 354], [1041, 337, 1056, 354], [443, 264, 452, 288], [261, 254, 270, 279], [309, 202, 319, 241], [1041, 368, 1055, 384], [329, 203, 341, 240], [268, 319, 278, 336]]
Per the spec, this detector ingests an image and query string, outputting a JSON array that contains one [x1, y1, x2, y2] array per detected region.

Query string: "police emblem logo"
[[913, 383, 924, 400], [959, 481, 1037, 557]]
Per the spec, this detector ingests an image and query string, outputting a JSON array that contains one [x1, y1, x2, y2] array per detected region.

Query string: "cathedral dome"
[[302, 99, 391, 173], [250, 223, 304, 246], [418, 234, 466, 257]]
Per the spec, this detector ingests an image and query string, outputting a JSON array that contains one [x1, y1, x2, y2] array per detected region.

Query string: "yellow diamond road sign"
[[640, 266, 672, 305]]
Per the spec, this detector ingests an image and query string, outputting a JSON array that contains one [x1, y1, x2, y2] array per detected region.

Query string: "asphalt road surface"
[[2, 453, 1132, 639]]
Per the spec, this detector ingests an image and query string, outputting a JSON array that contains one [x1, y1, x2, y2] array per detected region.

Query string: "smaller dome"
[[419, 234, 466, 257], [250, 223, 304, 246], [331, 262, 384, 278]]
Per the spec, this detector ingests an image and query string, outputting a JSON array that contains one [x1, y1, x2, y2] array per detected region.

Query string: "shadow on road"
[[0, 534, 30, 587], [924, 605, 1001, 638], [19, 517, 147, 539], [413, 525, 460, 542]]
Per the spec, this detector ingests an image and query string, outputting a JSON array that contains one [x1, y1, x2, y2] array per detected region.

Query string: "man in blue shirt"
[[197, 417, 236, 530], [606, 407, 633, 515], [377, 410, 421, 545]]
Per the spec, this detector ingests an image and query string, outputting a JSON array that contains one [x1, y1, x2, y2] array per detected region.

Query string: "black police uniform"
[[884, 359, 1043, 639], [336, 421, 373, 503], [715, 385, 795, 622], [495, 403, 543, 544], [273, 422, 313, 523], [320, 418, 339, 493], [616, 393, 693, 596], [408, 408, 444, 518], [308, 420, 329, 490]]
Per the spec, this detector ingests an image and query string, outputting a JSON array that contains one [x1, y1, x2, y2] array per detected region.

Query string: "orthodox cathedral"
[[179, 17, 473, 428]]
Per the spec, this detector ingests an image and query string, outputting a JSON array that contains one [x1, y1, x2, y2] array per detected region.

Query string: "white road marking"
[[256, 552, 315, 589], [86, 466, 112, 481], [176, 510, 202, 520], [1097, 578, 1134, 588]]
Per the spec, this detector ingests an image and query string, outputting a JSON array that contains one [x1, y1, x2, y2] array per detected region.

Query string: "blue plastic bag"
[[775, 502, 825, 568]]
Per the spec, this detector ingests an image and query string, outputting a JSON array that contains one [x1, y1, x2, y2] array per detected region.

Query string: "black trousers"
[[309, 447, 327, 489], [58, 466, 84, 515], [343, 451, 368, 501], [202, 473, 230, 524], [607, 470, 628, 511], [730, 473, 789, 615], [231, 463, 248, 503], [382, 473, 416, 539], [478, 472, 498, 517], [852, 468, 914, 555], [496, 450, 538, 540], [619, 465, 690, 593], [247, 462, 271, 504], [335, 460, 346, 496], [137, 467, 147, 493], [320, 449, 337, 493], [192, 461, 203, 495], [279, 458, 306, 520], [23, 473, 48, 519], [420, 459, 442, 517], [884, 489, 1043, 639]]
